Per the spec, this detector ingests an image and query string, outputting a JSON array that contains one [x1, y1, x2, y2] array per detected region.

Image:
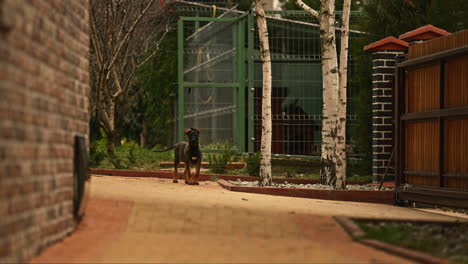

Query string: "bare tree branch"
[[106, 0, 157, 77], [112, 68, 124, 98], [295, 0, 319, 18], [136, 24, 170, 69], [89, 0, 176, 155]]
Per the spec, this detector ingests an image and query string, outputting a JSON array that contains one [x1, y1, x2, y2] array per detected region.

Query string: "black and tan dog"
[[154, 128, 202, 185]]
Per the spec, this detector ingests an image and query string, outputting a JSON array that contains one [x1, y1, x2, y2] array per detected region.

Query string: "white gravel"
[[229, 179, 393, 191]]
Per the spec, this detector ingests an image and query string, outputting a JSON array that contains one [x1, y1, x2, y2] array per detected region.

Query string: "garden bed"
[[89, 168, 372, 185], [228, 179, 394, 190], [159, 161, 245, 169], [217, 179, 395, 204], [335, 216, 467, 264]]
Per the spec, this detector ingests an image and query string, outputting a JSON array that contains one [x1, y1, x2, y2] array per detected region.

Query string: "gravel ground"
[[229, 179, 394, 191]]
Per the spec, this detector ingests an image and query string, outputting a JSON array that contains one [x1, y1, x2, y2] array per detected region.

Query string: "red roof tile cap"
[[363, 36, 409, 52], [399, 25, 450, 41]]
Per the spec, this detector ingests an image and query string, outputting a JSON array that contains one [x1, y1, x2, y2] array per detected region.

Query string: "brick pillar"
[[364, 37, 408, 182]]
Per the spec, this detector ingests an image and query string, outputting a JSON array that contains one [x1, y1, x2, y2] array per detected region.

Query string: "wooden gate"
[[395, 30, 468, 208]]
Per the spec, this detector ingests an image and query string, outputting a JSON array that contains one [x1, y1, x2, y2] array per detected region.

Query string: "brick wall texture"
[[371, 50, 404, 181], [0, 1, 90, 263]]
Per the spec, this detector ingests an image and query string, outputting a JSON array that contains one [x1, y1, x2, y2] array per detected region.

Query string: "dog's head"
[[184, 128, 200, 147]]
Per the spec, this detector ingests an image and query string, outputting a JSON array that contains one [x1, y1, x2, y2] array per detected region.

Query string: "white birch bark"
[[336, 0, 351, 189], [254, 0, 273, 187], [319, 0, 340, 188], [295, 0, 350, 189]]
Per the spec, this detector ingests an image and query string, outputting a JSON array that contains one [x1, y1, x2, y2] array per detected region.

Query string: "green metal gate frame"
[[176, 6, 365, 158], [177, 15, 252, 152]]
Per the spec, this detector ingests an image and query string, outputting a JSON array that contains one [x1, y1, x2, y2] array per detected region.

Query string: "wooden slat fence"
[[395, 30, 468, 208]]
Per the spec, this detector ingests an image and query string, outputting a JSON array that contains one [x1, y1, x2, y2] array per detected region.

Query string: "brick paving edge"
[[334, 216, 450, 264]]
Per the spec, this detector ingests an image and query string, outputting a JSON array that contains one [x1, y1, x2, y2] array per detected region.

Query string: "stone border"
[[89, 168, 372, 185], [90, 168, 237, 182], [334, 216, 450, 264], [217, 180, 395, 204], [159, 161, 245, 169]]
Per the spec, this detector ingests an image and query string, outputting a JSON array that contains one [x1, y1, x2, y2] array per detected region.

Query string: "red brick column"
[[0, 1, 90, 263]]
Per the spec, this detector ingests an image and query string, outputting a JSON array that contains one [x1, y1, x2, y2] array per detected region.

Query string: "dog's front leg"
[[184, 163, 190, 184], [194, 159, 201, 185], [173, 162, 179, 183], [186, 163, 194, 184]]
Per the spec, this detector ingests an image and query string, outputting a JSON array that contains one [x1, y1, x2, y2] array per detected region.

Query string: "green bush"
[[127, 141, 138, 165], [206, 141, 237, 174], [89, 138, 174, 170], [243, 152, 261, 177], [207, 153, 230, 174], [89, 139, 107, 168], [115, 140, 172, 170], [109, 154, 128, 169]]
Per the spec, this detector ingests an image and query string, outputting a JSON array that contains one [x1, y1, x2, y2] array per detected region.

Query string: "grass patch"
[[91, 139, 173, 170], [357, 221, 468, 264], [347, 174, 372, 182]]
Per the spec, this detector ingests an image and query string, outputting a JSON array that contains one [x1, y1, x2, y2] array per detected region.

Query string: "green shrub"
[[206, 141, 237, 174], [244, 152, 261, 177], [89, 139, 107, 168], [113, 141, 172, 170], [207, 153, 230, 174], [127, 141, 138, 165], [108, 153, 128, 169]]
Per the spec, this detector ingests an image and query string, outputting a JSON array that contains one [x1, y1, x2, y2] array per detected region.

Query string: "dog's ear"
[[184, 129, 191, 135], [191, 128, 200, 134]]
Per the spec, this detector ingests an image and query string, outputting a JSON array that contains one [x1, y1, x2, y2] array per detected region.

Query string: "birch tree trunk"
[[318, 0, 340, 188], [295, 0, 350, 189], [336, 0, 351, 189], [254, 0, 273, 187]]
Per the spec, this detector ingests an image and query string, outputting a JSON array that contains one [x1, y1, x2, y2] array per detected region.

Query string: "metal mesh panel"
[[181, 13, 240, 147], [177, 2, 367, 155], [252, 17, 361, 155], [184, 20, 237, 83], [183, 86, 236, 145]]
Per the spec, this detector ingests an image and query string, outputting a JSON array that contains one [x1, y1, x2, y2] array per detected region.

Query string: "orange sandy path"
[[29, 176, 462, 263]]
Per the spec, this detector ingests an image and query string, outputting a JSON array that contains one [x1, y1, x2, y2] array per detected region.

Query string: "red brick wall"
[[0, 1, 90, 262]]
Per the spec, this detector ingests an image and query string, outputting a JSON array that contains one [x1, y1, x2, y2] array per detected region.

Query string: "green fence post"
[[237, 17, 245, 152], [194, 20, 200, 130], [247, 11, 254, 153], [177, 19, 184, 141]]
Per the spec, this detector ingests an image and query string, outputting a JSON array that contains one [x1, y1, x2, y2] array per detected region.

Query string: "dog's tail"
[[153, 144, 177, 153]]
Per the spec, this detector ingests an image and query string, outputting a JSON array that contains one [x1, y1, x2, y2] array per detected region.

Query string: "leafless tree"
[[89, 0, 176, 155]]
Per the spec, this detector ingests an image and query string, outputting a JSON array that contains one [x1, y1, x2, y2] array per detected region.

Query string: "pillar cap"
[[399, 25, 450, 42], [363, 36, 409, 52]]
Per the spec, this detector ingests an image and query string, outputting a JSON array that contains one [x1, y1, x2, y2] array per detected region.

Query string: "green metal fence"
[[176, 1, 365, 157]]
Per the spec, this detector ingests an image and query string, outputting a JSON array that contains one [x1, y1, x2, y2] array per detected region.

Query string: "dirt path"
[[29, 176, 463, 263]]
